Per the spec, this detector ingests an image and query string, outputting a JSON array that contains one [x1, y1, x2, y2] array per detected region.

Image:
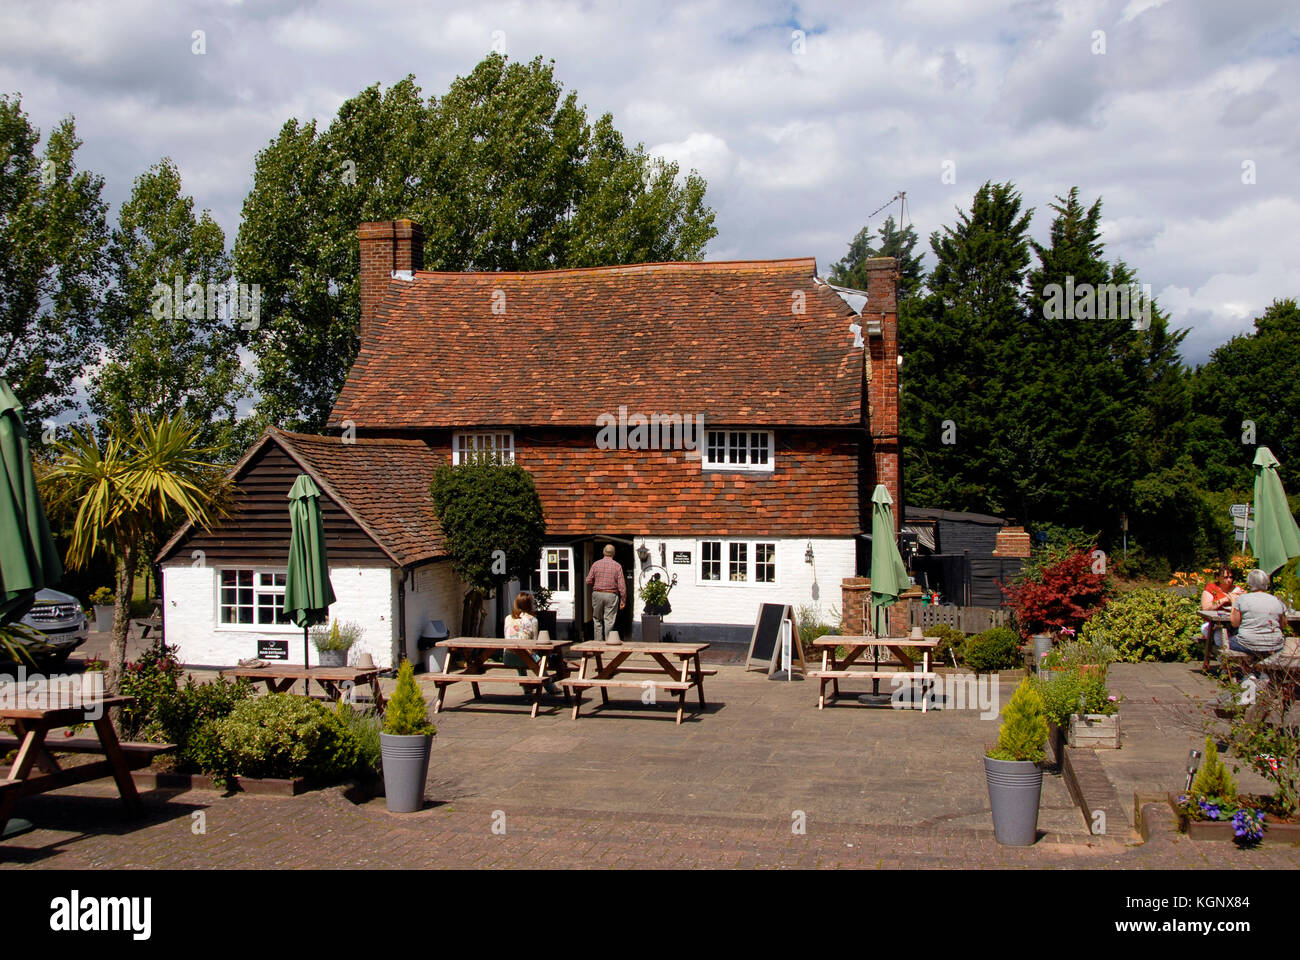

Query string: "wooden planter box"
[[1167, 793, 1300, 842], [132, 770, 307, 796], [1069, 712, 1119, 749]]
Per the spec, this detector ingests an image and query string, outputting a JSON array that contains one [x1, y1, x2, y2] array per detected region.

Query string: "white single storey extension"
[[156, 428, 464, 668]]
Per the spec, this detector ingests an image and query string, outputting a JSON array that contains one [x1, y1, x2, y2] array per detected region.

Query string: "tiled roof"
[[273, 428, 445, 566], [521, 435, 861, 536], [329, 259, 864, 430]]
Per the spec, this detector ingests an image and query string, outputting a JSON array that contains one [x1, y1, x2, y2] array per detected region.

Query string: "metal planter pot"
[[94, 605, 115, 632], [380, 733, 433, 813], [984, 756, 1043, 845], [317, 648, 347, 667], [1031, 633, 1053, 672]]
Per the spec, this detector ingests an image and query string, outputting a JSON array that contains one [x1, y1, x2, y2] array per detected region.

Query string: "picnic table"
[[562, 640, 712, 724], [0, 695, 174, 836], [220, 664, 387, 712], [428, 637, 572, 719], [1199, 608, 1300, 672], [807, 635, 938, 711]]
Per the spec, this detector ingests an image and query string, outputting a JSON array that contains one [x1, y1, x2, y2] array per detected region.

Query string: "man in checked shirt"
[[585, 544, 627, 644]]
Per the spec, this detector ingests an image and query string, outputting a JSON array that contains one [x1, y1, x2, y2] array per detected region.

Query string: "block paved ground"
[[4, 639, 1298, 869]]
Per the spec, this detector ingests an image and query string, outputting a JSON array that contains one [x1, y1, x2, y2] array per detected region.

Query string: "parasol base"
[[767, 671, 805, 682], [894, 689, 948, 710], [856, 693, 894, 707], [1, 818, 35, 839]]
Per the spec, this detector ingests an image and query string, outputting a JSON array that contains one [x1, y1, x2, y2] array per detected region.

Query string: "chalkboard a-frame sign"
[[745, 603, 807, 676]]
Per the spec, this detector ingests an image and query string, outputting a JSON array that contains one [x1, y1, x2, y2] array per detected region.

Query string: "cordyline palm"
[[43, 412, 227, 696]]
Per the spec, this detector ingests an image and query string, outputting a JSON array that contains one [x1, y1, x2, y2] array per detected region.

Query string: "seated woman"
[[503, 592, 557, 695], [1201, 565, 1244, 648], [1229, 568, 1287, 660]]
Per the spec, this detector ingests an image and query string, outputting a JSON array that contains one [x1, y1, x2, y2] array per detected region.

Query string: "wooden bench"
[[562, 678, 693, 691], [807, 670, 937, 680], [593, 666, 718, 678], [0, 735, 174, 760]]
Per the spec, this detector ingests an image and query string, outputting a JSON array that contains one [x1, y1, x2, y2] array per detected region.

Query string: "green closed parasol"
[[0, 380, 62, 626], [283, 474, 336, 670], [1248, 446, 1300, 575]]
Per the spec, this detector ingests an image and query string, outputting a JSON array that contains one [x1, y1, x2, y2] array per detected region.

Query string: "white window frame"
[[452, 431, 515, 465], [215, 568, 299, 631], [696, 540, 778, 586], [702, 430, 773, 473], [536, 546, 574, 601]]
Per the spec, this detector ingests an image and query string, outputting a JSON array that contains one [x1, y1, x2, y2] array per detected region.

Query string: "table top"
[[436, 637, 571, 651], [570, 641, 708, 655], [220, 665, 380, 679], [0, 695, 134, 721], [814, 635, 940, 648], [1200, 608, 1300, 621]]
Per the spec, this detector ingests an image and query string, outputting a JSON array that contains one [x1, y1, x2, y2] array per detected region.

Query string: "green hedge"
[[963, 627, 1023, 672], [209, 694, 362, 783], [1080, 588, 1202, 662]]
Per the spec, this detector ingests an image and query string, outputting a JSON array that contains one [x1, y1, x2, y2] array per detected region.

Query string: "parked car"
[[2, 588, 90, 669]]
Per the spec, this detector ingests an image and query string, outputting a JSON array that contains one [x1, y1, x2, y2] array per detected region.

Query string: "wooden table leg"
[[9, 720, 61, 775], [91, 713, 142, 816], [6, 722, 52, 782], [432, 681, 446, 714], [676, 687, 686, 725], [693, 653, 706, 709]]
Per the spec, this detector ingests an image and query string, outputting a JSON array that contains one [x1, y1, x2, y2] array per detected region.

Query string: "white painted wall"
[[162, 563, 400, 668], [402, 560, 465, 664], [629, 536, 851, 627]]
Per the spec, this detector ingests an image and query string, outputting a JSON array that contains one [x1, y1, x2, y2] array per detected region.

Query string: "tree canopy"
[[236, 54, 718, 431]]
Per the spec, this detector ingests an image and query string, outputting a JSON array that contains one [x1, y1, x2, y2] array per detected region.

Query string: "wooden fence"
[[908, 604, 1011, 635]]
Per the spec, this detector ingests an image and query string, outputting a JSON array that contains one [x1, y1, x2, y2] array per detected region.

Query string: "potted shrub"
[[985, 677, 1048, 845], [310, 619, 363, 667], [533, 585, 557, 640], [380, 659, 436, 813], [639, 574, 673, 642], [90, 587, 115, 631]]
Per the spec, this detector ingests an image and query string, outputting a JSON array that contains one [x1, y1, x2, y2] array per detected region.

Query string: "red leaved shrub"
[[1001, 549, 1110, 636]]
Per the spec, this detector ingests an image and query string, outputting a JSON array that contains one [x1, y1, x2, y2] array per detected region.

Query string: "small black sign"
[[258, 639, 289, 661], [672, 551, 691, 565]]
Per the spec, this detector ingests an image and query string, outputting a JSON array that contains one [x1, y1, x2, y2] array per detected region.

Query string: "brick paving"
[[4, 650, 1299, 869]]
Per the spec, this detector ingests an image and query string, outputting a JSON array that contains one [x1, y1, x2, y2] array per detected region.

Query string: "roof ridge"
[[411, 257, 817, 279]]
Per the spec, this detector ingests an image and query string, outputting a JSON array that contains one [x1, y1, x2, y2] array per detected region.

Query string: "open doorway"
[[580, 536, 636, 640]]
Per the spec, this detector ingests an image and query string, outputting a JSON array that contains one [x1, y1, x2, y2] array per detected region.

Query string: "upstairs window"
[[453, 431, 515, 465], [703, 430, 773, 472]]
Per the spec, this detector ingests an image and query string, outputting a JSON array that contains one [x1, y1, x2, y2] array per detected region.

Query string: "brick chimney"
[[358, 220, 423, 342], [863, 257, 901, 532]]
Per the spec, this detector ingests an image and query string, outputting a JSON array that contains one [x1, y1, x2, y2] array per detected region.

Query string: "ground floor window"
[[536, 547, 574, 600], [698, 540, 777, 585], [219, 569, 291, 625]]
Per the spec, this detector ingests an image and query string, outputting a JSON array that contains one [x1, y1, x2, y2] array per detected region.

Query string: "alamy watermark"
[[150, 276, 262, 329], [1, 667, 106, 718], [1042, 277, 1151, 331], [595, 405, 704, 458], [890, 671, 1000, 719]]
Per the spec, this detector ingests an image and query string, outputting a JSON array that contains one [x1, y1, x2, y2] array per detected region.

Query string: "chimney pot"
[[358, 220, 424, 343]]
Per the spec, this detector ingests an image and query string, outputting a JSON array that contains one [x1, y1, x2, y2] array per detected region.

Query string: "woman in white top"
[[503, 592, 557, 695], [1229, 568, 1287, 657]]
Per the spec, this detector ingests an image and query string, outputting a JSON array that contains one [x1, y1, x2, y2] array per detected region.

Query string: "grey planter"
[[317, 648, 348, 667], [380, 733, 433, 813], [1031, 633, 1053, 672], [94, 605, 115, 632], [984, 755, 1043, 845]]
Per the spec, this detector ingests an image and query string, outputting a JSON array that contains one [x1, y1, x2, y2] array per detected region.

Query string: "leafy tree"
[[92, 158, 251, 452], [900, 181, 1034, 516], [830, 214, 924, 299], [0, 95, 110, 430], [430, 455, 546, 635], [42, 412, 227, 699], [237, 55, 718, 430], [1187, 299, 1300, 492]]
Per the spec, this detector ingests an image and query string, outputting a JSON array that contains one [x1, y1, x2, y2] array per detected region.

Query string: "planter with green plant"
[[90, 587, 115, 631], [533, 585, 557, 639], [310, 618, 363, 667], [380, 659, 436, 813], [985, 677, 1048, 845], [638, 574, 673, 641]]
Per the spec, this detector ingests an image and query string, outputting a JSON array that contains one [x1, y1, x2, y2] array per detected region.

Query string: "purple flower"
[[1198, 800, 1221, 820]]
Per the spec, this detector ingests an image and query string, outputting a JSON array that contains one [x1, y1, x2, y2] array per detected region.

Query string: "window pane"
[[729, 542, 748, 581], [707, 432, 725, 464], [751, 433, 769, 465], [728, 432, 746, 464], [702, 541, 721, 581], [757, 543, 776, 582]]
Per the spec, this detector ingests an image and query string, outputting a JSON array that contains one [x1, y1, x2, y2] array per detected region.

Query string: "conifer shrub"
[[1190, 736, 1237, 802], [987, 678, 1048, 763], [383, 659, 436, 737]]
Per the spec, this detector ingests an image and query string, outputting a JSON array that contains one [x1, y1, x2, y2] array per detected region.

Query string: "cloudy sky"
[[2, 0, 1297, 364]]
